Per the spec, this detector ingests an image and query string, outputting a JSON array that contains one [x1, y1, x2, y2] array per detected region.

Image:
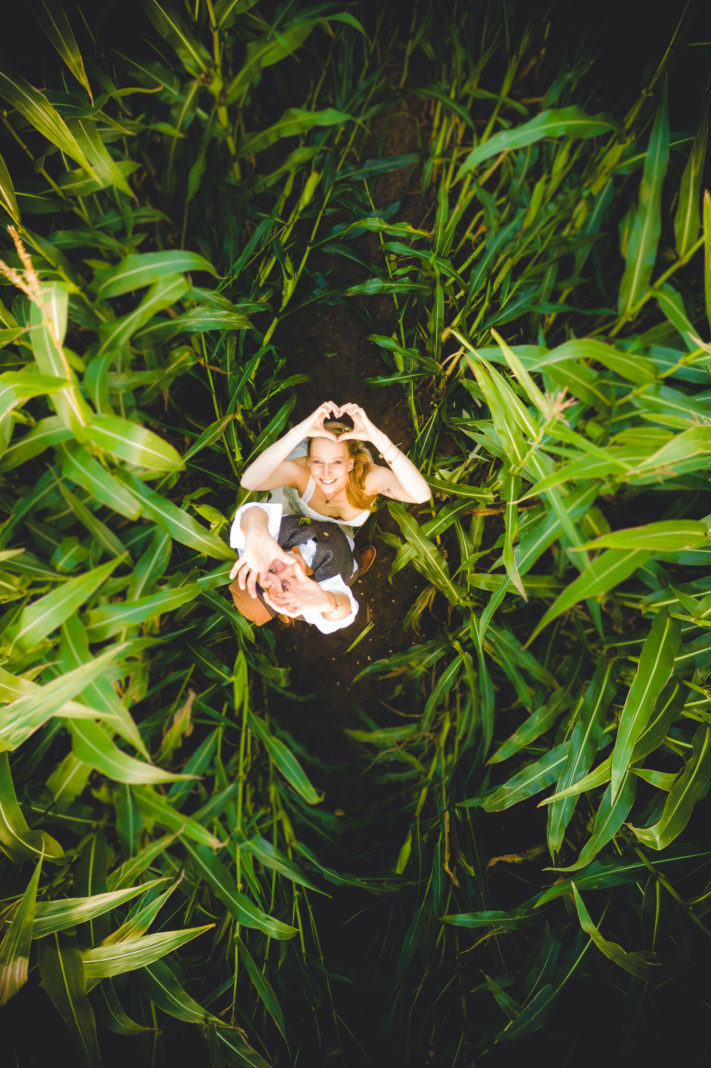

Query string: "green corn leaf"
[[69, 116, 133, 196], [547, 658, 619, 856], [3, 556, 120, 654], [97, 274, 189, 355], [35, 0, 92, 97], [248, 713, 322, 805], [238, 937, 286, 1040], [59, 618, 147, 757], [502, 468, 525, 598], [441, 907, 535, 929], [571, 885, 656, 978], [631, 767, 677, 791], [544, 338, 658, 385], [128, 529, 172, 600], [107, 834, 179, 891], [654, 283, 697, 351], [136, 304, 253, 343], [59, 441, 143, 519], [239, 107, 351, 156], [215, 0, 259, 26], [85, 583, 201, 641], [213, 1025, 276, 1068], [611, 610, 680, 802], [0, 149, 20, 223], [488, 689, 570, 765], [46, 752, 91, 808], [139, 959, 217, 1024], [618, 90, 669, 319], [101, 881, 179, 945], [241, 835, 321, 892], [632, 679, 685, 763], [182, 840, 298, 940], [674, 111, 708, 257], [536, 849, 711, 905], [0, 70, 92, 170], [629, 426, 711, 478], [96, 251, 217, 299], [630, 726, 711, 849], [0, 372, 65, 435], [97, 980, 152, 1035], [700, 189, 704, 328], [68, 721, 191, 785], [29, 283, 92, 436], [82, 925, 212, 982], [118, 474, 233, 559], [581, 520, 710, 552], [538, 755, 612, 806], [0, 416, 72, 471], [531, 550, 651, 640], [88, 412, 183, 474], [0, 646, 128, 751], [33, 880, 165, 938], [145, 0, 211, 74], [456, 107, 615, 179], [38, 939, 100, 1068], [0, 753, 63, 862], [0, 853, 42, 1004], [470, 744, 569, 812], [226, 17, 322, 104], [556, 775, 637, 872], [132, 787, 225, 849], [386, 501, 463, 604]]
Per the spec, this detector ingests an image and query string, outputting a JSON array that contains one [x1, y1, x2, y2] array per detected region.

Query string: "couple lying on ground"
[[228, 402, 430, 632]]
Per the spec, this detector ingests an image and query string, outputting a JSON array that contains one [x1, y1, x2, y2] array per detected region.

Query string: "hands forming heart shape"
[[302, 402, 374, 442]]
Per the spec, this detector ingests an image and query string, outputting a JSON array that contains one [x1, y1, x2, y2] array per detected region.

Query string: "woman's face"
[[307, 437, 353, 496]]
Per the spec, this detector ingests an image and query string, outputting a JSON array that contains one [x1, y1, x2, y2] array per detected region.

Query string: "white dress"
[[267, 439, 372, 542]]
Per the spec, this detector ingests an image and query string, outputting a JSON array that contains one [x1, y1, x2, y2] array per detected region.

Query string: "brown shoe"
[[348, 545, 376, 585]]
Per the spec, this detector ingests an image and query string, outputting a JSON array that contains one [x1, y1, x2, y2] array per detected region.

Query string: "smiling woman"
[[239, 401, 431, 539]]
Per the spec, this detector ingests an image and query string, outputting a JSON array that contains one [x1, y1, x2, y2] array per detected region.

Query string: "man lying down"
[[228, 502, 361, 633]]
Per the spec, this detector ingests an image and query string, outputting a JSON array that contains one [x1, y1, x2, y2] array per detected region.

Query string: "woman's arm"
[[240, 402, 340, 492], [338, 403, 431, 504]]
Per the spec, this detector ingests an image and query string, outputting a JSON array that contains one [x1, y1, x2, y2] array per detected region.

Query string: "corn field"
[[1, 1, 710, 1064]]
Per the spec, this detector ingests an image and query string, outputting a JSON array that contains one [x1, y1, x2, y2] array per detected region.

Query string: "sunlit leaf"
[[0, 854, 42, 1004]]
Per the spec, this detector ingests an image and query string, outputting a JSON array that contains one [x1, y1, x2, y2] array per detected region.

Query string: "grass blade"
[[33, 881, 165, 938], [38, 939, 100, 1068], [611, 610, 680, 802], [456, 106, 615, 179], [0, 854, 42, 1004], [182, 841, 298, 939], [68, 721, 191, 785], [35, 0, 92, 98], [618, 89, 669, 319], [3, 557, 120, 654], [630, 726, 711, 849], [248, 713, 322, 805], [571, 884, 656, 978], [0, 753, 63, 861], [674, 111, 708, 257], [82, 925, 213, 981]]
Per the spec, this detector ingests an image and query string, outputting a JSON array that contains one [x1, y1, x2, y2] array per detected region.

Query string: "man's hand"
[[229, 508, 293, 597]]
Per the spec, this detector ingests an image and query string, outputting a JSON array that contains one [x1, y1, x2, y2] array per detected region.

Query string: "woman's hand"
[[336, 403, 386, 449], [296, 402, 341, 440]]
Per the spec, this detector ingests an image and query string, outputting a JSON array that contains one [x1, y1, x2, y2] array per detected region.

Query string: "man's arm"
[[229, 503, 292, 597]]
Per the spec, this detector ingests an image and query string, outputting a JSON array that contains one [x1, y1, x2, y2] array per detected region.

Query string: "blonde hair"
[[307, 419, 378, 512]]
